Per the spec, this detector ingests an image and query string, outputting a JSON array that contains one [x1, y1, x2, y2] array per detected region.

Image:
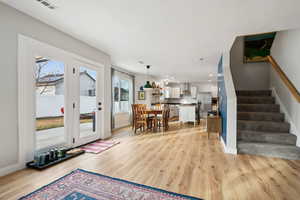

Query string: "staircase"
[[237, 90, 300, 160]]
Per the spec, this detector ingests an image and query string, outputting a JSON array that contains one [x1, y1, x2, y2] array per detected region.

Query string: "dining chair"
[[139, 104, 156, 130], [131, 104, 147, 130], [157, 105, 170, 131], [153, 104, 163, 110], [131, 104, 137, 130], [153, 104, 163, 118], [134, 105, 148, 133]]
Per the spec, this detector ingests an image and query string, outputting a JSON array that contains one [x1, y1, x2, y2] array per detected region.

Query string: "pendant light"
[[144, 65, 152, 89]]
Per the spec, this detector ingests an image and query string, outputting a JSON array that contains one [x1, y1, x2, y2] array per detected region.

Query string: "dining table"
[[145, 109, 163, 132]]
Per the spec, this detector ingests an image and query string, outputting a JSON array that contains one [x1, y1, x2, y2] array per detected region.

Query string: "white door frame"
[[72, 60, 105, 147], [18, 35, 105, 165]]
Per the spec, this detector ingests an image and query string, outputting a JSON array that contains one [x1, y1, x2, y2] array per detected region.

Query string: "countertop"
[[152, 103, 198, 106]]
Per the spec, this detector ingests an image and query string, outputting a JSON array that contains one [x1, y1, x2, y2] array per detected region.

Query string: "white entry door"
[[19, 35, 106, 164], [72, 61, 104, 147], [34, 58, 104, 151]]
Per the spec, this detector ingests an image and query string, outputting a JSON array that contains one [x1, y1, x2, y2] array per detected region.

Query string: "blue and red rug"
[[20, 169, 201, 200]]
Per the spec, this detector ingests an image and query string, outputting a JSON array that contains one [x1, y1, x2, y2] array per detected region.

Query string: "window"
[[112, 70, 133, 114], [113, 78, 120, 102], [120, 80, 129, 101]]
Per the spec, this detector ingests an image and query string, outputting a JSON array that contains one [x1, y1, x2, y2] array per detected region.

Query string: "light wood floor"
[[1, 123, 300, 200]]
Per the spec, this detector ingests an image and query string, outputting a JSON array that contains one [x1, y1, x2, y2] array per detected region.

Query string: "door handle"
[[98, 107, 102, 111]]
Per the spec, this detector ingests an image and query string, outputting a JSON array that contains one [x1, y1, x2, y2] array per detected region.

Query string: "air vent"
[[36, 0, 57, 10]]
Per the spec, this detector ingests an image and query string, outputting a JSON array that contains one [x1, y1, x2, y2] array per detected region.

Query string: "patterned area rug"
[[80, 140, 120, 154], [20, 169, 201, 200]]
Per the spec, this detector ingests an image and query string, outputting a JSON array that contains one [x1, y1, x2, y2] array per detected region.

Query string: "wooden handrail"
[[267, 55, 300, 103]]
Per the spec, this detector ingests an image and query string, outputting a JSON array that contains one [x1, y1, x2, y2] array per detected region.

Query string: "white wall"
[[0, 3, 111, 173], [114, 112, 131, 129], [223, 52, 237, 154], [134, 74, 158, 107], [191, 82, 218, 97], [271, 30, 300, 91], [230, 37, 271, 90], [270, 29, 300, 146]]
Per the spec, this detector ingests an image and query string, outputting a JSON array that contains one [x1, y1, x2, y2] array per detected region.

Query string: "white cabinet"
[[191, 87, 197, 98], [164, 87, 171, 98], [169, 105, 179, 118], [179, 105, 196, 124], [164, 87, 181, 98], [172, 87, 181, 98]]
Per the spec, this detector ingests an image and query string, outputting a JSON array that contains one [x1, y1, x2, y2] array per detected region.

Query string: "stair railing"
[[267, 55, 300, 103]]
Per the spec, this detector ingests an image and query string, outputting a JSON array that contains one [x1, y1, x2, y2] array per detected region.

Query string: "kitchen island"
[[178, 105, 197, 125], [152, 103, 199, 122]]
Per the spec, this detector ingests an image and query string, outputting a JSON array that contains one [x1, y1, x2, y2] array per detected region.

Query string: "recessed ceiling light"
[[199, 58, 204, 61], [138, 61, 144, 64]]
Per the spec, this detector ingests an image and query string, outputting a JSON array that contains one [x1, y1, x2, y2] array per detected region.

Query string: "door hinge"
[[72, 138, 75, 143], [73, 68, 75, 74], [73, 103, 75, 109]]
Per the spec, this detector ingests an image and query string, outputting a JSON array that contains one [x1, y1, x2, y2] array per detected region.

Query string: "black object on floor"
[[26, 149, 85, 170]]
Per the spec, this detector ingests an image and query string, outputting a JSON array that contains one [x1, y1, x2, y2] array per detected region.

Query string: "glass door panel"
[[73, 63, 102, 146], [35, 57, 67, 150], [79, 66, 97, 139]]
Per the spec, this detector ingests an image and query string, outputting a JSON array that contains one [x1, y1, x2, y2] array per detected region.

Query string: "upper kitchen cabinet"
[[172, 87, 181, 98], [191, 86, 197, 98], [164, 87, 181, 98], [164, 87, 171, 98]]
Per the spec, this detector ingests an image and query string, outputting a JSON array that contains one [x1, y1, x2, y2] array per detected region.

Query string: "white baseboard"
[[101, 131, 113, 140], [0, 162, 25, 177], [113, 113, 131, 129], [221, 137, 237, 154], [271, 87, 300, 147]]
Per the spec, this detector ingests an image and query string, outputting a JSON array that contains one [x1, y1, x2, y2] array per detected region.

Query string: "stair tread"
[[236, 90, 272, 97], [237, 112, 284, 122], [237, 104, 280, 112], [238, 141, 296, 146], [238, 120, 290, 132], [238, 130, 292, 135], [238, 104, 278, 106], [237, 90, 271, 92], [237, 96, 274, 99], [238, 142, 300, 160], [237, 111, 283, 115], [238, 141, 300, 149], [237, 131, 297, 145], [238, 120, 289, 125], [237, 112, 283, 115]]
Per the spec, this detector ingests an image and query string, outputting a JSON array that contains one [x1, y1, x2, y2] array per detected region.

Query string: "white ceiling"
[[2, 0, 300, 81]]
